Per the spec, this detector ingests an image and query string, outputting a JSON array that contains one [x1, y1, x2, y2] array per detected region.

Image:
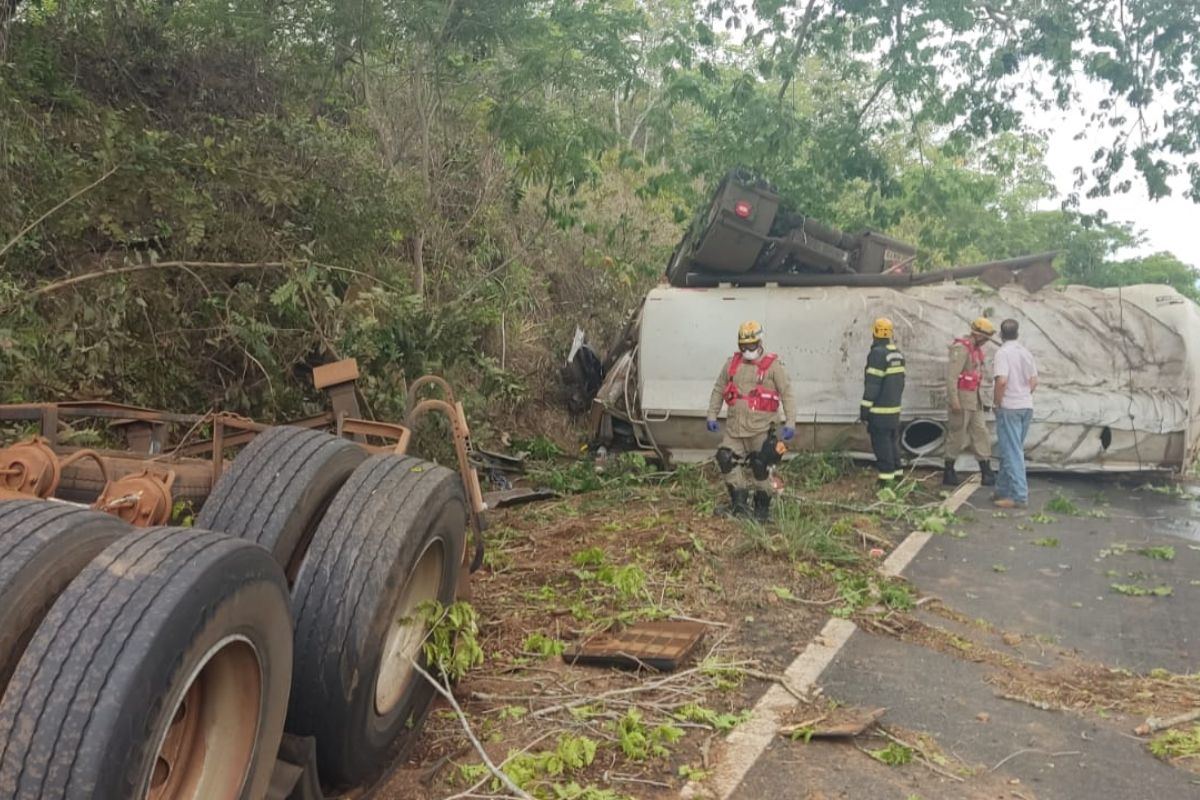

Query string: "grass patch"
[[1136, 545, 1175, 561], [531, 453, 656, 494], [522, 632, 566, 658], [778, 448, 855, 489], [1148, 725, 1200, 760], [1111, 583, 1173, 597], [1030, 537, 1059, 547], [740, 496, 861, 563], [673, 703, 752, 732], [1045, 491, 1083, 516], [611, 709, 684, 761], [866, 741, 914, 766]]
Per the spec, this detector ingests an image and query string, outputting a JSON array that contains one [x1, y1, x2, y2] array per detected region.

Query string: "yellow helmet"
[[971, 317, 996, 336], [738, 320, 763, 346], [872, 317, 894, 339]]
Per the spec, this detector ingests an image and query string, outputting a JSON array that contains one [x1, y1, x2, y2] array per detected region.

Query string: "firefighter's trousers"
[[867, 418, 902, 482], [717, 432, 772, 492], [946, 408, 992, 460]]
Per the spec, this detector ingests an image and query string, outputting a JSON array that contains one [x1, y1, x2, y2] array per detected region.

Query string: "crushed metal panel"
[[562, 620, 707, 671], [979, 264, 1015, 289], [483, 487, 557, 509], [1018, 261, 1059, 292]]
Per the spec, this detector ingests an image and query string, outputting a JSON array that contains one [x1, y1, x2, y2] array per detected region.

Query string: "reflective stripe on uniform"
[[865, 367, 886, 377], [869, 406, 901, 414], [877, 472, 897, 480], [861, 399, 874, 407], [884, 366, 906, 375]]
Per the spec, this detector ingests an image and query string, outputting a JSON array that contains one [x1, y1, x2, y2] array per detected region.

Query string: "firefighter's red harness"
[[954, 337, 985, 392], [723, 353, 781, 412]]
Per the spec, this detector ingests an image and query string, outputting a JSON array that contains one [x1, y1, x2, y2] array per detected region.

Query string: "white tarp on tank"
[[606, 283, 1200, 471]]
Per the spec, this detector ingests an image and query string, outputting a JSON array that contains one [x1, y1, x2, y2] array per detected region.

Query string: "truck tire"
[[289, 455, 466, 790], [196, 426, 365, 580], [0, 527, 293, 800], [0, 499, 131, 697]]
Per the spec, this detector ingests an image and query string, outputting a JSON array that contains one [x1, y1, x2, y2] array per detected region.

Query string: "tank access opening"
[[901, 419, 946, 456]]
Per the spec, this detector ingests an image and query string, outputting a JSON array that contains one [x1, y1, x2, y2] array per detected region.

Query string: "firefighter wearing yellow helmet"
[[705, 320, 796, 521], [861, 318, 906, 486], [944, 317, 997, 486]]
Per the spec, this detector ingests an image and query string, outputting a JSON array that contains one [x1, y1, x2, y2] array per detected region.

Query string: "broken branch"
[[412, 660, 534, 800], [29, 260, 290, 298], [0, 164, 120, 261], [1135, 708, 1200, 736]]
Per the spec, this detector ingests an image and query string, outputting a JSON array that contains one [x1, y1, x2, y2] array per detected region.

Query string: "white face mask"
[[741, 346, 763, 361]]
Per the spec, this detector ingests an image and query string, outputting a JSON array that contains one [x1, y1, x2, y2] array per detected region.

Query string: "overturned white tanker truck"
[[591, 172, 1200, 473]]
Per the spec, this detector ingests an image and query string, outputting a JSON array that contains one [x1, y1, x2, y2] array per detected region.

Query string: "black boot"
[[979, 460, 996, 486], [753, 490, 772, 523], [725, 486, 751, 518], [942, 459, 960, 486]]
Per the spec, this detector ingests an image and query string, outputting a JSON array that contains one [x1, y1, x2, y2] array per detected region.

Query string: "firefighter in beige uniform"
[[705, 321, 796, 521], [943, 317, 997, 487]]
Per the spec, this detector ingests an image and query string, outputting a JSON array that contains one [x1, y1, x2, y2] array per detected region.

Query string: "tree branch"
[[775, 0, 821, 104], [28, 260, 290, 298], [0, 165, 121, 261], [411, 660, 534, 800]]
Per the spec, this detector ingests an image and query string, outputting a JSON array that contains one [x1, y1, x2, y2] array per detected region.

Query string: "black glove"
[[860, 407, 870, 423]]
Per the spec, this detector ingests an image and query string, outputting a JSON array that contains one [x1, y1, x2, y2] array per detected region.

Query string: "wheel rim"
[[146, 637, 262, 800], [375, 541, 445, 716]]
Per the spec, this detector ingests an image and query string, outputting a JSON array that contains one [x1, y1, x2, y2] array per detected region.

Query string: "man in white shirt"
[[992, 319, 1037, 508]]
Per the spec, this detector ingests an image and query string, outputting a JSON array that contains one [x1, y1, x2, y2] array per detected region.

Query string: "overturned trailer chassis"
[[594, 283, 1200, 473]]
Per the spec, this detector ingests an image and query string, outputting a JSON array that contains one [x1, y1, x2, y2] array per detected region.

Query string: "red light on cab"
[[733, 201, 752, 218]]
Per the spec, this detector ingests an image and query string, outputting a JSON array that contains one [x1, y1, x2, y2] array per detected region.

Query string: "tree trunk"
[[412, 231, 426, 297], [0, 0, 21, 56]]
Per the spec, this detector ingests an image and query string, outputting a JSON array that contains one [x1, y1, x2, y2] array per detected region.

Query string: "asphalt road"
[[730, 476, 1200, 800]]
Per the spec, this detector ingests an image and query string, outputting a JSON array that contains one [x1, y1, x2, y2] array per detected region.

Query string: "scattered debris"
[[782, 707, 887, 740], [1135, 708, 1200, 736], [483, 487, 559, 509], [562, 620, 708, 671]]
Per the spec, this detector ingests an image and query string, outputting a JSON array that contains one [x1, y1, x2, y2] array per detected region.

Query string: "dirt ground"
[[363, 458, 923, 800]]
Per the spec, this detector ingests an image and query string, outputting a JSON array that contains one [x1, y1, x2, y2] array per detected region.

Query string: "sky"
[[1029, 85, 1198, 268]]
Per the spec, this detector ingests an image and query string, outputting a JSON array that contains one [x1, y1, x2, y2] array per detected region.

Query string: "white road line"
[[681, 475, 980, 800], [881, 476, 980, 577], [680, 617, 857, 800]]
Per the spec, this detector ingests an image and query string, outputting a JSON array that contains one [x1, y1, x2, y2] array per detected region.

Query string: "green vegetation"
[[866, 741, 914, 767], [521, 633, 566, 659], [678, 764, 711, 781], [419, 600, 485, 680], [745, 496, 863, 564], [1110, 584, 1173, 597], [830, 571, 915, 618], [1045, 492, 1083, 516], [2, 0, 1197, 444], [673, 703, 752, 732], [531, 455, 656, 495], [1030, 537, 1060, 548], [611, 709, 684, 761], [1136, 546, 1176, 561], [1148, 726, 1200, 761], [458, 733, 630, 798]]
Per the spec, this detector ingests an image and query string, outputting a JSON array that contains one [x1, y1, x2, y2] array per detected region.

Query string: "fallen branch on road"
[[1136, 708, 1200, 736]]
